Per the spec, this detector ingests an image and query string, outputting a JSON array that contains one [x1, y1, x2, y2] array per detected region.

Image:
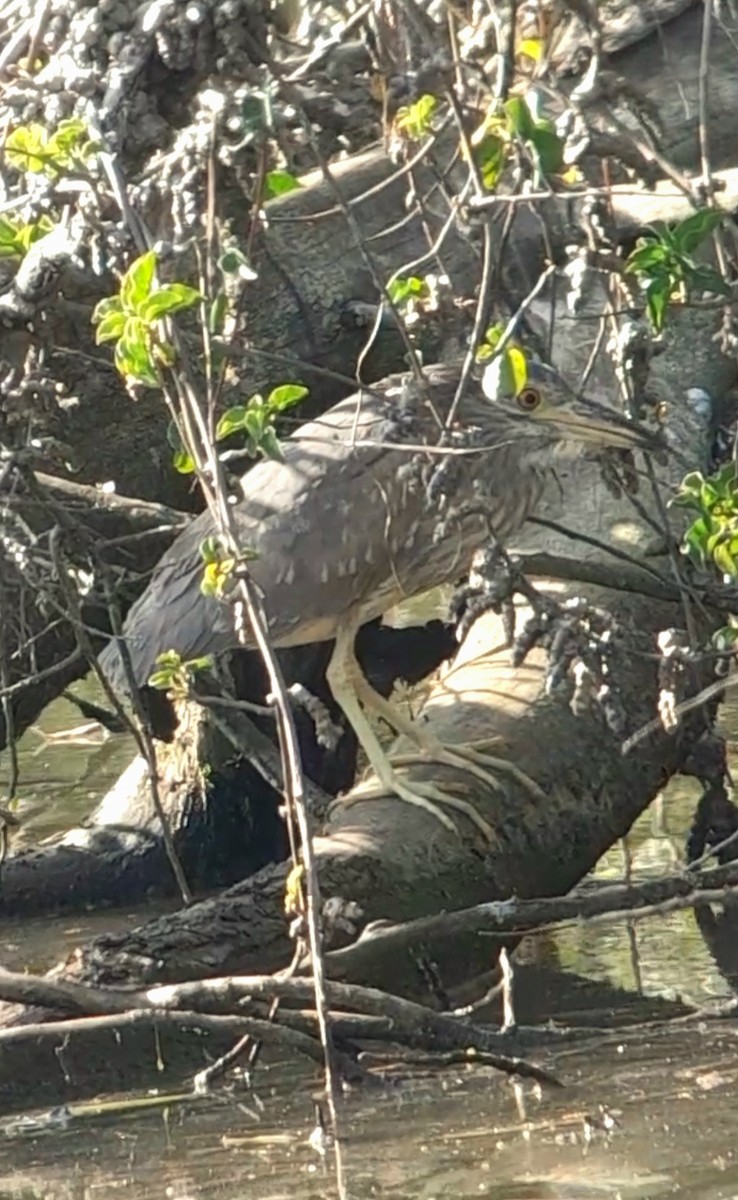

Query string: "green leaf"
[[481, 323, 504, 352], [219, 248, 257, 281], [173, 449, 196, 474], [700, 480, 720, 509], [681, 515, 711, 559], [506, 346, 529, 394], [387, 276, 427, 305], [142, 283, 201, 321], [686, 263, 732, 297], [114, 319, 160, 386], [91, 296, 124, 324], [713, 463, 738, 494], [645, 277, 671, 331], [200, 537, 224, 564], [209, 293, 227, 334], [94, 310, 127, 344], [243, 409, 267, 443], [47, 117, 85, 148], [14, 215, 54, 252], [483, 348, 528, 399], [185, 656, 215, 675], [264, 169, 301, 198], [166, 420, 185, 451], [713, 624, 738, 649], [625, 242, 670, 274], [216, 405, 249, 441], [120, 250, 158, 313], [504, 96, 535, 139], [266, 383, 308, 411], [678, 470, 707, 498], [673, 208, 723, 255], [518, 37, 543, 61], [0, 217, 23, 257], [5, 124, 48, 173], [148, 669, 175, 691], [395, 94, 438, 140], [474, 133, 507, 191], [713, 540, 738, 577], [239, 93, 268, 138], [528, 126, 563, 175], [706, 528, 728, 556]]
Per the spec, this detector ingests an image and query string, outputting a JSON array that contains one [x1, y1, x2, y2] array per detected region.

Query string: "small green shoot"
[[6, 118, 98, 178], [214, 383, 308, 465], [0, 213, 54, 259], [147, 649, 214, 697], [395, 94, 438, 141], [625, 209, 730, 332], [92, 249, 201, 387], [672, 462, 738, 576]]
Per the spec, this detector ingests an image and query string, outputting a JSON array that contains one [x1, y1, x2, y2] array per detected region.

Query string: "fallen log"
[[0, 620, 457, 913]]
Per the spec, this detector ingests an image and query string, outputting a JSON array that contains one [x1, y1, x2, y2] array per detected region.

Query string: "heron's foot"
[[385, 733, 547, 805], [351, 682, 545, 805], [345, 769, 496, 840], [437, 743, 548, 804]]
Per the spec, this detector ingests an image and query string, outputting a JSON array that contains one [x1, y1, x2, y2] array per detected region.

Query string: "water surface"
[[0, 687, 737, 1198]]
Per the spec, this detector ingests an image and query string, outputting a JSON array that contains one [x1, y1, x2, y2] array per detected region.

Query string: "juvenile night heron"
[[100, 360, 660, 835]]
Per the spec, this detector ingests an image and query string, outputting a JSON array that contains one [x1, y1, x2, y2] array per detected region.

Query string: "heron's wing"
[[99, 368, 467, 692]]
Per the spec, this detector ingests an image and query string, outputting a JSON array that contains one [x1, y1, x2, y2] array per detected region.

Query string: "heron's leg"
[[326, 624, 495, 838], [351, 673, 546, 803]]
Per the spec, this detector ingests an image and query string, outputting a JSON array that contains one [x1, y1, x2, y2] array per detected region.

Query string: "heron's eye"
[[516, 387, 541, 412]]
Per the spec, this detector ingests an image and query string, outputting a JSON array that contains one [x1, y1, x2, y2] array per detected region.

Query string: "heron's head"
[[479, 359, 664, 458]]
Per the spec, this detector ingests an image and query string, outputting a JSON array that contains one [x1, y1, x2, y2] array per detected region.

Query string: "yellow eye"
[[516, 386, 541, 412]]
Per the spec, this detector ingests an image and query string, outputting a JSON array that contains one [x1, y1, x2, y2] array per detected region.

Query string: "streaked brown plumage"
[[100, 359, 660, 835]]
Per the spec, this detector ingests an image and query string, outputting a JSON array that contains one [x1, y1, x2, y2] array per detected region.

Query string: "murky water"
[[2, 1023, 738, 1199], [0, 686, 737, 1198]]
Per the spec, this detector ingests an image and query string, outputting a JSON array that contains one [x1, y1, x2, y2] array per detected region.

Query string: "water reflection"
[[1, 690, 738, 1196]]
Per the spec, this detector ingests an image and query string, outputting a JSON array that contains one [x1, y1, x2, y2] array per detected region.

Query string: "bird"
[[99, 358, 662, 837]]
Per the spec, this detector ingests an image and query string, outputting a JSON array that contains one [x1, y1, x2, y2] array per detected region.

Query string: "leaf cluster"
[[147, 649, 214, 694], [471, 94, 564, 191], [92, 249, 200, 386], [168, 383, 309, 476], [0, 213, 54, 259], [625, 209, 730, 331], [673, 462, 738, 576], [5, 118, 98, 178]]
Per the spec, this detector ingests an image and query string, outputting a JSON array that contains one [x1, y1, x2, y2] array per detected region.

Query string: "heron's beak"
[[549, 398, 665, 452]]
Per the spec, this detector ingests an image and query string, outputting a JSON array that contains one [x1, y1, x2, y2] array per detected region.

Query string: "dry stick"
[[0, 573, 20, 863], [528, 514, 679, 592], [622, 669, 738, 755], [95, 139, 345, 1175], [0, 970, 561, 1087], [324, 861, 738, 974], [0, 1007, 360, 1076], [44, 529, 192, 905]]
